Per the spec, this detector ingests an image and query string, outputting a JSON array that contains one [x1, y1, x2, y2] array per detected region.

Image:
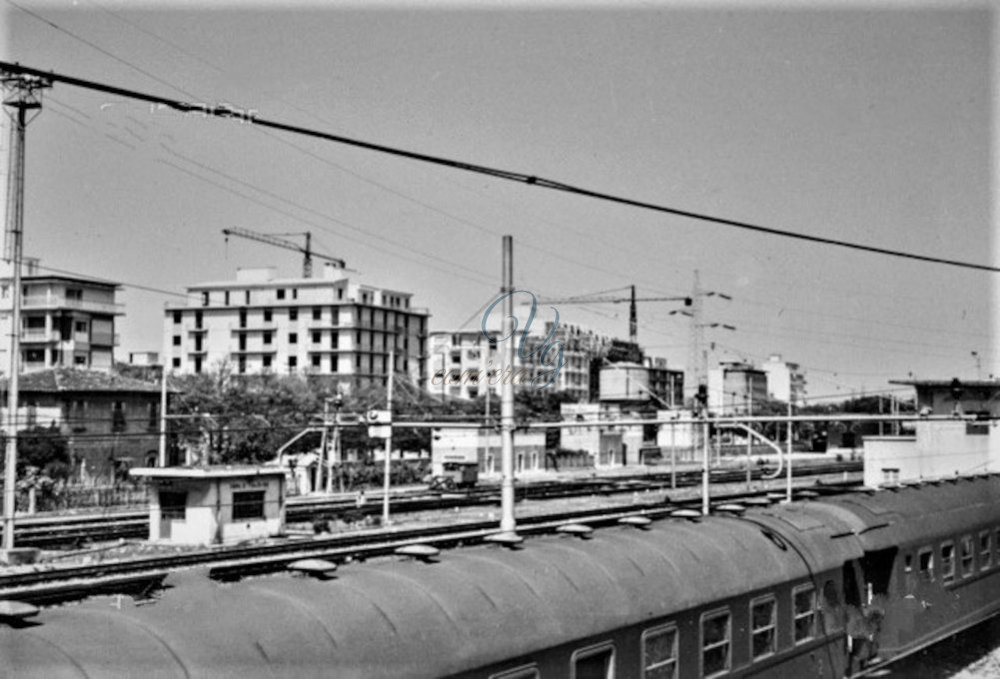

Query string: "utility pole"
[[158, 368, 168, 467], [629, 284, 637, 344], [382, 347, 394, 526], [2, 73, 49, 555], [499, 235, 517, 536]]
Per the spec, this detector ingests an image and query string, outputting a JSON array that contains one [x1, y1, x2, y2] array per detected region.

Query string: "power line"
[[2, 60, 995, 274]]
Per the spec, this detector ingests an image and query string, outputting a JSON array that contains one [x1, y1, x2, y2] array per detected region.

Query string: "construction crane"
[[533, 285, 692, 345], [222, 227, 346, 278]]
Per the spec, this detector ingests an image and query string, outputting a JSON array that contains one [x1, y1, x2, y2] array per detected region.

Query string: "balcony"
[[21, 329, 57, 344], [90, 333, 120, 347], [22, 296, 123, 315]]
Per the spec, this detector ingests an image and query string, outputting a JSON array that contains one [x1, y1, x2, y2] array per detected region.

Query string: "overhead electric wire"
[[2, 60, 995, 274]]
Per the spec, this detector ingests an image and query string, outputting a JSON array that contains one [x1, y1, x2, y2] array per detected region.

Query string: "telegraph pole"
[[2, 73, 50, 554]]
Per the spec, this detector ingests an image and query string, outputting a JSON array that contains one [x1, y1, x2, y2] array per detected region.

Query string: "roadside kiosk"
[[130, 466, 286, 545]]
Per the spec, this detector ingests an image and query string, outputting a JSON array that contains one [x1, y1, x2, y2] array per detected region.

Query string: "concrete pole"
[[382, 347, 394, 526], [320, 399, 330, 494], [701, 416, 710, 515], [785, 401, 793, 503], [499, 236, 516, 534], [158, 368, 168, 467]]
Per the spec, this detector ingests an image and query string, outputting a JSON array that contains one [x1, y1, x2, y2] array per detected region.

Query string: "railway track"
[[0, 479, 860, 606], [8, 460, 861, 548]]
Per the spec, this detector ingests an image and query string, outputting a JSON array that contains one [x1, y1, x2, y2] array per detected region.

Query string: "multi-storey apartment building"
[[0, 259, 122, 373], [707, 361, 769, 414], [762, 353, 807, 407], [164, 266, 428, 391]]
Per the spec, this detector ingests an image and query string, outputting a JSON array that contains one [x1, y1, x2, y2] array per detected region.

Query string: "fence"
[[6, 482, 149, 514]]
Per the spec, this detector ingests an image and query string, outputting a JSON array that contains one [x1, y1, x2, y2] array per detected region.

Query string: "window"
[[331, 332, 338, 349], [111, 401, 126, 433], [642, 624, 677, 678], [148, 402, 158, 430], [288, 356, 298, 370], [172, 335, 181, 346], [276, 289, 285, 300], [330, 356, 338, 372], [289, 333, 298, 344], [311, 355, 321, 368], [238, 356, 247, 374], [239, 309, 247, 328], [239, 333, 247, 351], [919, 547, 934, 582], [291, 288, 297, 300], [173, 310, 182, 324], [232, 491, 266, 520], [289, 308, 298, 321], [942, 542, 955, 583], [980, 531, 992, 570], [263, 308, 273, 323], [489, 666, 539, 679], [337, 288, 344, 300], [224, 291, 230, 306], [172, 357, 181, 369], [195, 311, 203, 329], [263, 332, 272, 345], [571, 642, 615, 679], [65, 287, 82, 301], [750, 596, 777, 659], [312, 306, 322, 320], [312, 331, 321, 344], [194, 357, 202, 373], [701, 609, 730, 677], [200, 291, 209, 306], [245, 290, 251, 305], [961, 535, 974, 577], [159, 491, 187, 521], [330, 309, 338, 325], [194, 336, 203, 352], [74, 321, 87, 333], [793, 585, 815, 643], [262, 355, 272, 369]]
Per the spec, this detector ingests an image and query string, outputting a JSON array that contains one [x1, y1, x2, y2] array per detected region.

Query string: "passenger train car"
[[3, 476, 1000, 677]]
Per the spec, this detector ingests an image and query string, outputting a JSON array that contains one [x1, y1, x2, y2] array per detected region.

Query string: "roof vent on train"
[[618, 516, 653, 529], [287, 558, 338, 580], [0, 600, 39, 627], [714, 503, 746, 516], [556, 523, 594, 539], [794, 490, 820, 500], [741, 497, 773, 507], [669, 508, 702, 521], [395, 544, 441, 563], [484, 531, 525, 549]]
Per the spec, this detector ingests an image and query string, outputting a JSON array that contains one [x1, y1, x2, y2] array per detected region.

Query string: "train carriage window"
[[642, 624, 678, 679], [919, 548, 935, 582], [750, 596, 777, 659], [980, 531, 992, 570], [793, 585, 816, 643], [571, 641, 615, 679], [700, 608, 731, 678], [961, 536, 975, 577], [490, 665, 540, 679], [941, 542, 955, 584]]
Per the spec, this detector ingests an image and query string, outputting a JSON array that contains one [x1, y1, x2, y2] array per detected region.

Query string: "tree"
[[16, 424, 72, 480]]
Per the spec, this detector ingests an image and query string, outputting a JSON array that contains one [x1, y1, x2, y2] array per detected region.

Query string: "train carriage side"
[[815, 476, 1000, 668]]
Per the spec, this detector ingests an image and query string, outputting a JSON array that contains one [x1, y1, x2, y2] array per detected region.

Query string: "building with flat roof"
[[762, 353, 807, 406], [130, 466, 286, 545], [707, 361, 769, 414], [164, 265, 429, 392], [0, 259, 122, 373]]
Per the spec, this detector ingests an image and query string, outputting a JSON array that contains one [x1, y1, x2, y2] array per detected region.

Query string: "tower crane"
[[532, 285, 692, 345], [222, 227, 346, 278]]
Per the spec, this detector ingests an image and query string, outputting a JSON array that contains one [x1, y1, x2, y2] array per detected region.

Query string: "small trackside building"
[[130, 466, 286, 545]]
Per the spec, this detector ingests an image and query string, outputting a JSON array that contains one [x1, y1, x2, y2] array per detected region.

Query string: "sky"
[[0, 0, 994, 402]]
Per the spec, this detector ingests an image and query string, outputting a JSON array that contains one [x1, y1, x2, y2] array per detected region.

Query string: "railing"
[[22, 296, 123, 315]]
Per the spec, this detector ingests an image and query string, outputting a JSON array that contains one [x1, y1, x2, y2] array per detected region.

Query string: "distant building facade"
[[163, 266, 429, 392], [0, 259, 122, 373], [3, 367, 165, 478], [762, 353, 807, 406], [707, 361, 768, 414]]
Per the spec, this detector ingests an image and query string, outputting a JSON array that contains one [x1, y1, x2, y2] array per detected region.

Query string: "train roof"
[[810, 475, 1000, 552], [2, 506, 864, 678]]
